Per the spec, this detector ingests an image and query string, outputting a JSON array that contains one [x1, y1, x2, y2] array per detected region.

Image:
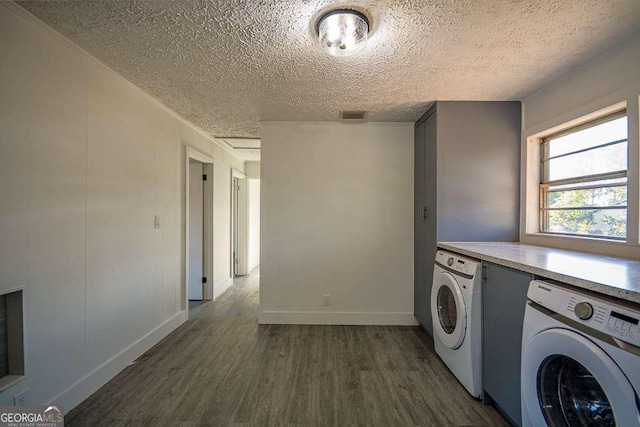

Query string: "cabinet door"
[[414, 121, 428, 326], [483, 263, 532, 427], [423, 111, 437, 335], [414, 111, 437, 333]]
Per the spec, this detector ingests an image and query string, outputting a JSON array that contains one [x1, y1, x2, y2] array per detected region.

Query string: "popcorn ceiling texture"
[[18, 0, 640, 138]]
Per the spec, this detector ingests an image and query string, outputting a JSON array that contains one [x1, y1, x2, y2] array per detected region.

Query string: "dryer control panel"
[[435, 251, 480, 277], [529, 280, 640, 348]]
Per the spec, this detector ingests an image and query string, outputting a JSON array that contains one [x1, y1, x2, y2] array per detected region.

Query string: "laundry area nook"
[[1, 1, 639, 426]]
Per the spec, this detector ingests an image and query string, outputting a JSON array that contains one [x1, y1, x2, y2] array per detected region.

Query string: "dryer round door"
[[522, 328, 639, 427], [431, 271, 466, 349]]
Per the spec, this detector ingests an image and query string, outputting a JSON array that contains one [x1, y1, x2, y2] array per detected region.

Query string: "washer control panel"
[[435, 251, 479, 277], [529, 280, 640, 347]]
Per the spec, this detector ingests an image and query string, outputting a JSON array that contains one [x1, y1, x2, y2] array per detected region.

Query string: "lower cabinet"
[[482, 262, 532, 427]]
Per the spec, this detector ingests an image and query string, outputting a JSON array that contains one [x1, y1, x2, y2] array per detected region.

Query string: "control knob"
[[574, 302, 594, 320], [447, 257, 454, 266]]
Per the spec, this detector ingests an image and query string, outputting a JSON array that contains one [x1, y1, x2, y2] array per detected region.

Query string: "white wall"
[[0, 3, 243, 411], [259, 122, 415, 325], [245, 161, 260, 179], [247, 179, 261, 272], [521, 32, 640, 258]]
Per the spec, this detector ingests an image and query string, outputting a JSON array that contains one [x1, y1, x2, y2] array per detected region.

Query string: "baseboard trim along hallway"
[[257, 311, 418, 325], [47, 311, 187, 413]]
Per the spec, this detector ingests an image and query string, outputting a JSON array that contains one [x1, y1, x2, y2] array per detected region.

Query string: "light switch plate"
[[154, 215, 161, 229], [13, 390, 27, 406]]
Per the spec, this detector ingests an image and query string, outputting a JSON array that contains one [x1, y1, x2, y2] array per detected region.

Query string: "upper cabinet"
[[414, 101, 522, 334]]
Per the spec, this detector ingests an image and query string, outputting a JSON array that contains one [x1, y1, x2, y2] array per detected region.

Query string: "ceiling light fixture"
[[317, 9, 370, 57]]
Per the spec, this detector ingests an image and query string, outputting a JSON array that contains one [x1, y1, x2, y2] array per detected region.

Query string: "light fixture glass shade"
[[318, 10, 369, 57]]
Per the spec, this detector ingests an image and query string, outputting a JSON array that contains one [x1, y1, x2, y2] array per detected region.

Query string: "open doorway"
[[231, 169, 247, 277], [247, 178, 260, 273], [185, 147, 214, 316]]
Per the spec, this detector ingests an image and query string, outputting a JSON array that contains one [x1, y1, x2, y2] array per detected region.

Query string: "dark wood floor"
[[66, 269, 508, 426]]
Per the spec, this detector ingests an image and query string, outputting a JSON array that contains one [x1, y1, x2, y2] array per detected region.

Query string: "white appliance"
[[522, 280, 640, 427], [431, 250, 482, 398]]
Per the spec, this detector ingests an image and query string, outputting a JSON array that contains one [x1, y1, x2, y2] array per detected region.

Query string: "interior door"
[[431, 271, 466, 349], [232, 176, 247, 277], [232, 177, 238, 276], [189, 161, 204, 300], [522, 328, 638, 426]]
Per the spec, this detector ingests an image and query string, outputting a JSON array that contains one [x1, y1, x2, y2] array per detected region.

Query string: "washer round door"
[[522, 328, 639, 427], [431, 271, 466, 349]]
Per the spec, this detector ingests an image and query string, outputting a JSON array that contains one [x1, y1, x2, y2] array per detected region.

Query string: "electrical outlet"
[[322, 294, 330, 307], [13, 390, 27, 406]]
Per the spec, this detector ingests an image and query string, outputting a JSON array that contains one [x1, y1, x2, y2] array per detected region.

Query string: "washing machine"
[[431, 250, 482, 398], [522, 280, 640, 426]]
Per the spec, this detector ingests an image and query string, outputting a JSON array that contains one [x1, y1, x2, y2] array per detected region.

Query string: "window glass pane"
[[548, 177, 627, 191], [540, 113, 628, 239], [546, 142, 627, 182], [547, 186, 627, 209], [546, 208, 626, 238], [547, 116, 627, 158]]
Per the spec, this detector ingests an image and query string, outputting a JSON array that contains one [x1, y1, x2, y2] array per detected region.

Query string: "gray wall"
[[523, 32, 640, 131], [436, 101, 521, 242], [520, 32, 640, 258]]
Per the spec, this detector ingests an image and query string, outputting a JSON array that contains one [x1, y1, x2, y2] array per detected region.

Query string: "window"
[[540, 111, 628, 240]]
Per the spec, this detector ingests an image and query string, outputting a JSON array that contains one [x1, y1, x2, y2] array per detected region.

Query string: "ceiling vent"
[[340, 110, 367, 121]]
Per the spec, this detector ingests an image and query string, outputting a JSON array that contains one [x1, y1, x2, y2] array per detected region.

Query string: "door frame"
[[184, 146, 215, 314], [231, 169, 248, 277]]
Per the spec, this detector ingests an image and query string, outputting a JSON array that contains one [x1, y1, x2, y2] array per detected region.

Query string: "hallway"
[[66, 269, 506, 426]]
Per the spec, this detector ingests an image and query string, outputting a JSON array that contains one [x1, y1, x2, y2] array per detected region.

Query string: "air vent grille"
[[340, 110, 367, 120]]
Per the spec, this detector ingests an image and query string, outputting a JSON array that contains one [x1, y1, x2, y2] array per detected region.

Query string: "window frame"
[[520, 95, 640, 259], [537, 110, 629, 241]]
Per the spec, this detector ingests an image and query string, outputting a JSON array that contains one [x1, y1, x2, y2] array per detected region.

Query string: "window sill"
[[0, 375, 26, 394], [521, 232, 640, 260], [528, 232, 627, 245]]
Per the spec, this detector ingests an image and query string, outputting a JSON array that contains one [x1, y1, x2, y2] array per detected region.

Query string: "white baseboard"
[[213, 277, 234, 300], [257, 311, 418, 326], [47, 310, 187, 413]]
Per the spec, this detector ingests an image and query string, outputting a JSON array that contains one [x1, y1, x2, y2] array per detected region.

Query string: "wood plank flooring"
[[66, 269, 508, 426]]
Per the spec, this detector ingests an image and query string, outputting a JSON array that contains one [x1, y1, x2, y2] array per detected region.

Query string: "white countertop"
[[437, 242, 640, 305]]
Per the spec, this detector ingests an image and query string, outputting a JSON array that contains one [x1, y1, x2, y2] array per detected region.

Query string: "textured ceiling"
[[18, 0, 640, 138]]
